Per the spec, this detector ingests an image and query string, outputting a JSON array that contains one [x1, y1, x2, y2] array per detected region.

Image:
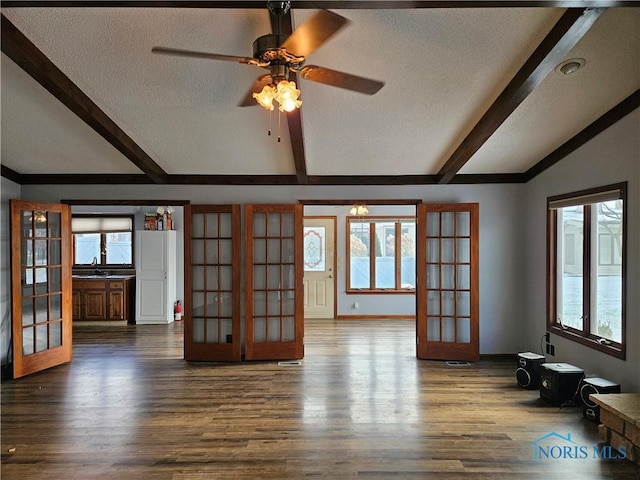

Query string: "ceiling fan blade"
[[296, 65, 384, 95], [239, 75, 273, 107], [152, 46, 254, 64], [281, 10, 349, 58]]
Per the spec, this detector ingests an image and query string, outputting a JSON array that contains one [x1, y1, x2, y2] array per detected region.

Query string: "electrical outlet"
[[353, 302, 359, 309], [546, 343, 555, 356], [545, 332, 550, 343]]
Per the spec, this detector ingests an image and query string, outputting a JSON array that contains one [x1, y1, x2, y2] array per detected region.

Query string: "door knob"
[[328, 274, 333, 278]]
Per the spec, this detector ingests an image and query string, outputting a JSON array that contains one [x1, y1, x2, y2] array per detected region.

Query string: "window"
[[547, 183, 626, 358], [347, 217, 415, 293], [303, 226, 326, 272], [72, 215, 134, 268]]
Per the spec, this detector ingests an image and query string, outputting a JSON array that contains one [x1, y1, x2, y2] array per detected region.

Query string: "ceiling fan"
[[151, 1, 384, 112]]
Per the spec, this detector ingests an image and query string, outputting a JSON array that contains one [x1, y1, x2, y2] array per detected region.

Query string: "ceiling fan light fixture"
[[275, 80, 302, 112], [28, 211, 47, 223], [253, 85, 276, 110]]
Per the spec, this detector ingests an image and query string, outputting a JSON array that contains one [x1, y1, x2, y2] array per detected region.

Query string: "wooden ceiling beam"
[[12, 173, 528, 185], [1, 2, 637, 8], [18, 174, 300, 185], [286, 105, 309, 185], [435, 7, 605, 184], [299, 199, 423, 205], [1, 165, 23, 184], [278, 10, 309, 185], [1, 14, 170, 184]]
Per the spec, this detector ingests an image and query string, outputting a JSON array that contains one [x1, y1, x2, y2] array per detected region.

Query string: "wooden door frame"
[[299, 200, 422, 319], [303, 215, 338, 320]]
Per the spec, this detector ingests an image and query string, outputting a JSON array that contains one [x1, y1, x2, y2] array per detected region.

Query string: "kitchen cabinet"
[[72, 276, 134, 322]]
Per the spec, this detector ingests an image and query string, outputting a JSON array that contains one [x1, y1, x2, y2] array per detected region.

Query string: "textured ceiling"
[[461, 7, 640, 174], [1, 3, 639, 184]]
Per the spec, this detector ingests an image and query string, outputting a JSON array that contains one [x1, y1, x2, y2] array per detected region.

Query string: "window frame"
[[346, 215, 416, 294], [72, 214, 135, 269], [547, 182, 626, 359]]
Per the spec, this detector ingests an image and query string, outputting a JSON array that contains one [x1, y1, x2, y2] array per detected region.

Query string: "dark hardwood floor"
[[1, 319, 638, 479]]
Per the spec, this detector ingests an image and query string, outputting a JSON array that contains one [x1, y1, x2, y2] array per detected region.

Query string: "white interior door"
[[303, 217, 335, 319]]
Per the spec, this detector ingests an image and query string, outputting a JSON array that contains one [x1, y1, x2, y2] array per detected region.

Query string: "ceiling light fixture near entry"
[[349, 204, 369, 216]]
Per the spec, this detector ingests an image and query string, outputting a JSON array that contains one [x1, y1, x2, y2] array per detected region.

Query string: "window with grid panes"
[[347, 217, 416, 293], [547, 183, 626, 359]]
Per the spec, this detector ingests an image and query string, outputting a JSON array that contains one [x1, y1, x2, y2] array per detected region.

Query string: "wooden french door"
[[10, 200, 72, 378], [416, 203, 479, 361], [184, 205, 241, 361], [245, 204, 304, 360]]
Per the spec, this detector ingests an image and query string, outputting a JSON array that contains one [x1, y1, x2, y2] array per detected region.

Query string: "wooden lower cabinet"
[[72, 277, 134, 322], [84, 289, 107, 320], [108, 290, 124, 320], [72, 290, 82, 320]]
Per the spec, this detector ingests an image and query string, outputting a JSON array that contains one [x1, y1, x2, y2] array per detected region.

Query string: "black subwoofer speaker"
[[579, 377, 621, 423], [540, 363, 584, 406], [516, 352, 546, 389]]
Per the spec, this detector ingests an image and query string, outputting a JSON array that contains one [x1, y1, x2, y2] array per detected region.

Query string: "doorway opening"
[[64, 200, 189, 329], [302, 200, 420, 322]]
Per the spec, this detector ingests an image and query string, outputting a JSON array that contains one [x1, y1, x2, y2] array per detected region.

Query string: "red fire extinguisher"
[[174, 300, 182, 321]]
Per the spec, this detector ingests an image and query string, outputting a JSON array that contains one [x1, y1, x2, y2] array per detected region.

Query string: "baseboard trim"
[[334, 315, 415, 320], [479, 353, 519, 361], [134, 320, 175, 325]]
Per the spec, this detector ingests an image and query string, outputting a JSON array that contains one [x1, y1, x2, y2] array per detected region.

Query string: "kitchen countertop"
[[72, 274, 136, 279]]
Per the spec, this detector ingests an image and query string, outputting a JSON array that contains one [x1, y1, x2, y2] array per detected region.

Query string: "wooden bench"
[[591, 393, 640, 465]]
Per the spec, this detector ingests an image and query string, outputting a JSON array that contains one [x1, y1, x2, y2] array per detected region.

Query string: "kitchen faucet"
[[91, 257, 101, 274]]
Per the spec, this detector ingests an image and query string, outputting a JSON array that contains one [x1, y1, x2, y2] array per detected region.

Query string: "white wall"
[[524, 109, 640, 392], [1, 177, 21, 368], [18, 182, 525, 355]]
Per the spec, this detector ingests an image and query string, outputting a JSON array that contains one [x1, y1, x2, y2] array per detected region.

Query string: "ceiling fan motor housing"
[[252, 34, 305, 68]]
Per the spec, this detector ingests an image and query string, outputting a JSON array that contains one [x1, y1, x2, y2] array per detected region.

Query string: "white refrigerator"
[[135, 230, 177, 324]]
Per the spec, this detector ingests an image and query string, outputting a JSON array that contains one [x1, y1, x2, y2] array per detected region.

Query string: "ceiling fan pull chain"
[[268, 108, 272, 137], [277, 109, 282, 143]]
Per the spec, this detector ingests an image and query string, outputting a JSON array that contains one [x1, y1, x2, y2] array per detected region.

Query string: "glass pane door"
[[184, 205, 241, 362], [245, 204, 303, 360], [11, 200, 72, 378], [417, 204, 479, 361]]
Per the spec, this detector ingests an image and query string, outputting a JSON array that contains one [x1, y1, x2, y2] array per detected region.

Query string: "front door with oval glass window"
[[303, 217, 335, 319]]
